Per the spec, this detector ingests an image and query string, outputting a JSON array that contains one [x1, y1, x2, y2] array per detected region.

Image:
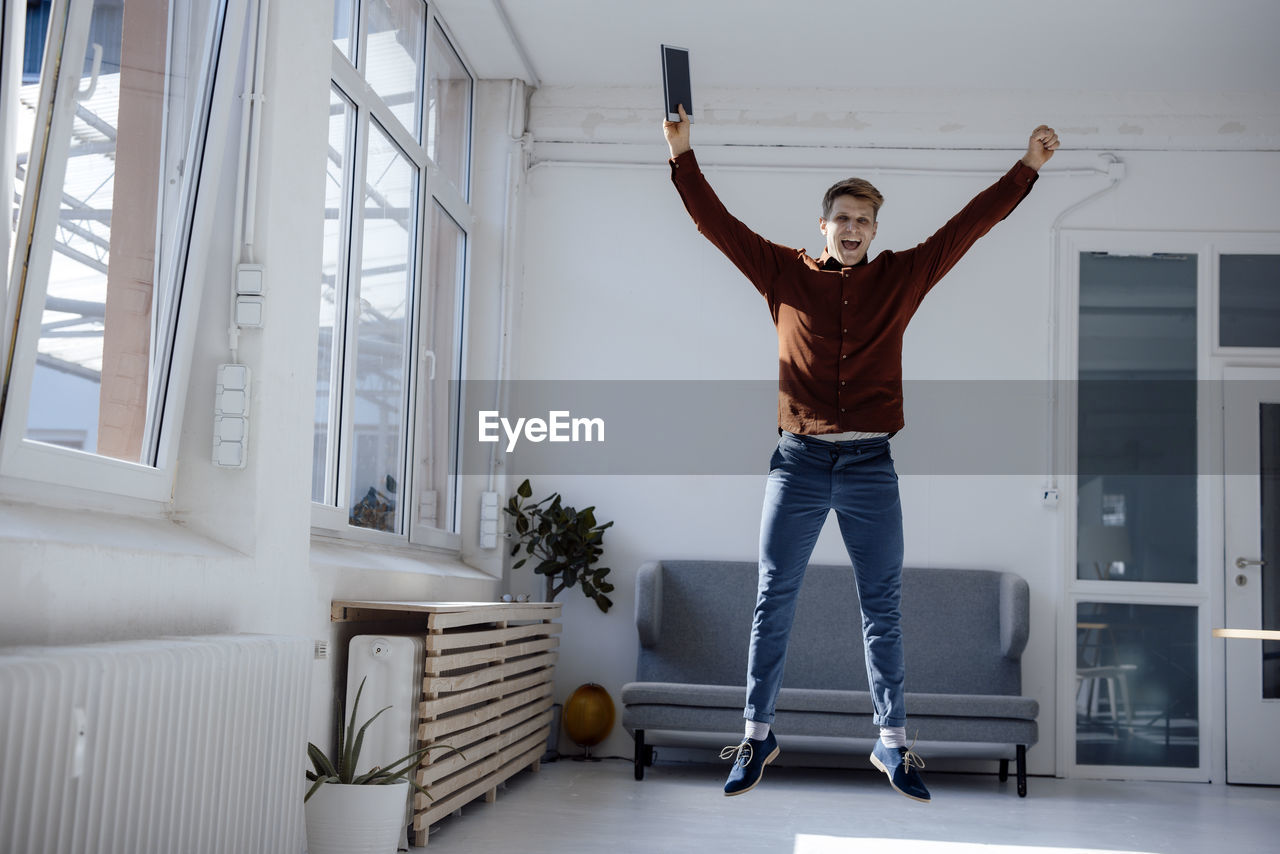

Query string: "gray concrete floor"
[[414, 758, 1280, 854]]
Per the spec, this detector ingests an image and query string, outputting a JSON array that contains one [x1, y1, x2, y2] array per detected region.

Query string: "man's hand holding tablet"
[[664, 103, 692, 159]]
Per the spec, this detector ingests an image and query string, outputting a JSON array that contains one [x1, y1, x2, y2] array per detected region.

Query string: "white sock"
[[879, 726, 907, 749], [744, 720, 771, 741]]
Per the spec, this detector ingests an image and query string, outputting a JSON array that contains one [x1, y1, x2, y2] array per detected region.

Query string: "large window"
[[314, 1, 471, 545], [1, 0, 237, 499]]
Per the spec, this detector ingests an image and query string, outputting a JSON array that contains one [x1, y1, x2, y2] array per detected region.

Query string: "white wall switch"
[[234, 295, 264, 327], [236, 263, 265, 295]]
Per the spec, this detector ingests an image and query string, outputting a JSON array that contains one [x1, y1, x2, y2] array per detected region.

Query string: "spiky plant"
[[305, 677, 459, 802]]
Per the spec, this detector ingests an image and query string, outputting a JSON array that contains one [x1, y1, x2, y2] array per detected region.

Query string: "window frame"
[[1208, 234, 1280, 357], [0, 0, 247, 505], [311, 1, 473, 553], [1, 0, 23, 315]]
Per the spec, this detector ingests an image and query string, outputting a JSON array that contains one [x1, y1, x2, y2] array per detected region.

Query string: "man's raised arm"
[[662, 105, 793, 303], [901, 125, 1060, 302]]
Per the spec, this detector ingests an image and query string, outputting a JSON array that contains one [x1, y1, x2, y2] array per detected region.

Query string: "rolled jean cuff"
[[744, 709, 775, 725], [873, 713, 906, 728]]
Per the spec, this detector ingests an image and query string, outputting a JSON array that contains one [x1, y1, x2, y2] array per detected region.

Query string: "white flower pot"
[[305, 781, 410, 854]]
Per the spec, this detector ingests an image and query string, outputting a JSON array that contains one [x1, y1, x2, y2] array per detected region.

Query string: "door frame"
[[1221, 365, 1280, 784], [1056, 228, 1228, 783]]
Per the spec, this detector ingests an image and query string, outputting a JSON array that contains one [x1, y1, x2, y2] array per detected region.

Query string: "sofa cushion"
[[635, 561, 1027, 697], [620, 703, 1039, 747], [621, 682, 1038, 721]]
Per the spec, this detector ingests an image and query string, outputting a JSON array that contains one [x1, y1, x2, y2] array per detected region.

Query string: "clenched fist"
[[1021, 125, 1060, 171]]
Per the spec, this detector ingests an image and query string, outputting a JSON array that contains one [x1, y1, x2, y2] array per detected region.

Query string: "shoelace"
[[901, 734, 926, 775], [720, 740, 754, 767]]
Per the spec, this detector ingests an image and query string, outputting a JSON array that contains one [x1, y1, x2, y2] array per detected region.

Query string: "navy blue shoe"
[[870, 739, 931, 803], [721, 732, 780, 796]]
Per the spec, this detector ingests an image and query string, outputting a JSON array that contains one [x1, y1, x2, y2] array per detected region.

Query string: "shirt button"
[[841, 408, 846, 413], [842, 354, 847, 359], [841, 381, 846, 386], [843, 300, 848, 305], [842, 328, 847, 333]]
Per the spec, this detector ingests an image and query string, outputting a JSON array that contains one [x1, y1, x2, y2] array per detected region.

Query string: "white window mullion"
[[425, 171, 470, 231], [321, 86, 358, 507], [402, 152, 431, 540], [335, 108, 373, 521]]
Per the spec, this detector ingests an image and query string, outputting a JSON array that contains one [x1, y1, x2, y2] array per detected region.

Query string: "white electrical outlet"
[[480, 491, 500, 549], [213, 364, 251, 469]]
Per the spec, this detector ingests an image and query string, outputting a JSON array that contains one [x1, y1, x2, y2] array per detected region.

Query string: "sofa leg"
[[634, 730, 647, 781], [998, 759, 1009, 782], [1016, 745, 1027, 797]]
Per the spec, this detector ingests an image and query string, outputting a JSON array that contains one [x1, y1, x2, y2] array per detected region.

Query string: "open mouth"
[[841, 239, 861, 252]]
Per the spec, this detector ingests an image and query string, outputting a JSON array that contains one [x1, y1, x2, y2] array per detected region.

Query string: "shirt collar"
[[818, 248, 870, 271]]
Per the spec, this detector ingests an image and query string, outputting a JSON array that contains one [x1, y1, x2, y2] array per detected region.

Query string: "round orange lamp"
[[562, 682, 615, 761]]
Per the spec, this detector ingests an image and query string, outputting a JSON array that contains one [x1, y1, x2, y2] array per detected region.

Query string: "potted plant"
[[505, 478, 615, 612], [305, 677, 457, 854]]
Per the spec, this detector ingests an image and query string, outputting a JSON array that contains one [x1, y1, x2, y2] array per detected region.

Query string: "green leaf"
[[347, 704, 395, 781], [308, 742, 338, 779], [339, 677, 368, 780], [408, 776, 434, 803], [304, 774, 340, 802], [365, 743, 464, 785], [517, 479, 532, 498]]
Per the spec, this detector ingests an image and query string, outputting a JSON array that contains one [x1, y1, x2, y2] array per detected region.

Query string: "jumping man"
[[662, 104, 1058, 802]]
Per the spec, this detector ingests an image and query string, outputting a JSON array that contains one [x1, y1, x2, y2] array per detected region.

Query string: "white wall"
[[508, 85, 1280, 772], [0, 0, 510, 748]]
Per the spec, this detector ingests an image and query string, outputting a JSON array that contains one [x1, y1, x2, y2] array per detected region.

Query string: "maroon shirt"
[[670, 150, 1038, 434]]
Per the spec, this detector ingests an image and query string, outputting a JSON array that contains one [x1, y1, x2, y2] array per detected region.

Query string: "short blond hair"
[[822, 178, 884, 220]]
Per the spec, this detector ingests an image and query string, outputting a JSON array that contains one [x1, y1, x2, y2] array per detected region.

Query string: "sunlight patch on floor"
[[794, 837, 1158, 854]]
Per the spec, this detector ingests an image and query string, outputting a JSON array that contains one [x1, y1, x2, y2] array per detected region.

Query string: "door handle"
[[1235, 557, 1266, 569]]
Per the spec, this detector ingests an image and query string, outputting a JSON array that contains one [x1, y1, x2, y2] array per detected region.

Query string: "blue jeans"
[[744, 431, 906, 728]]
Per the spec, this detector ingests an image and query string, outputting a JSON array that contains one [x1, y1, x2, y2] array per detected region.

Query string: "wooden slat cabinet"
[[331, 600, 562, 847]]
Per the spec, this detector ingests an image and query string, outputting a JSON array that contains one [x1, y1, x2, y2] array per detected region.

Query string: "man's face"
[[820, 195, 878, 266]]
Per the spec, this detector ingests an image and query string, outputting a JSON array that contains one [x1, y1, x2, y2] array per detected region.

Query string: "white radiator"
[[0, 634, 312, 854], [347, 635, 425, 852]]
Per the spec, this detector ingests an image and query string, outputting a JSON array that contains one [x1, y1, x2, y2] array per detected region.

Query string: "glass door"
[[1072, 251, 1203, 773], [1222, 366, 1280, 784]]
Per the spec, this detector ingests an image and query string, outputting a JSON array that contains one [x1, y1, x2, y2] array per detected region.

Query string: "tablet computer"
[[661, 44, 693, 123]]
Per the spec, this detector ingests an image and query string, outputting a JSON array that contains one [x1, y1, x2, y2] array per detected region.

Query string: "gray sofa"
[[621, 560, 1038, 796]]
